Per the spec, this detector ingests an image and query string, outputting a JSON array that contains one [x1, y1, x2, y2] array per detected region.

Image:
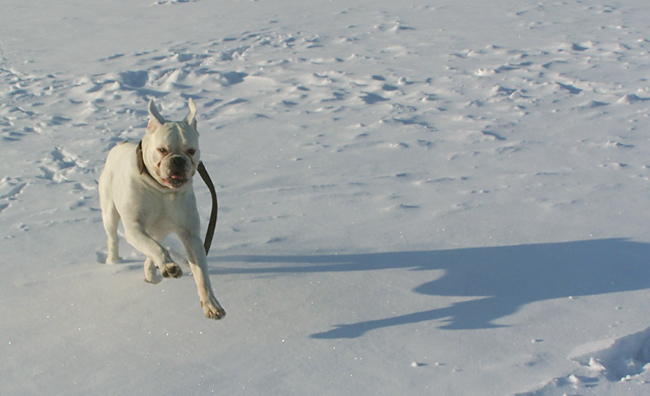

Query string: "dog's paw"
[[201, 298, 226, 320], [97, 251, 121, 264], [106, 255, 122, 264], [144, 272, 163, 284], [161, 264, 183, 279]]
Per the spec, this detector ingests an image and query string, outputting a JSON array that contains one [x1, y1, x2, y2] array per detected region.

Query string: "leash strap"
[[197, 161, 218, 254], [137, 141, 218, 254]]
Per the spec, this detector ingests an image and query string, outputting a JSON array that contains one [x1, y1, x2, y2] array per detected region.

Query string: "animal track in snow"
[[0, 177, 27, 213], [37, 146, 91, 183]]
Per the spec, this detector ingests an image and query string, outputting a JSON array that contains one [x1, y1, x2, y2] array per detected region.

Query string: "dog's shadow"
[[212, 239, 650, 339]]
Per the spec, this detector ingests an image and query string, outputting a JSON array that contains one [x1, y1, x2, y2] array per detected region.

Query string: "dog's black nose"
[[171, 156, 186, 167]]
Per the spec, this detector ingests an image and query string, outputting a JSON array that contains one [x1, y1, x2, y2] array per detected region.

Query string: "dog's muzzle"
[[165, 155, 189, 188]]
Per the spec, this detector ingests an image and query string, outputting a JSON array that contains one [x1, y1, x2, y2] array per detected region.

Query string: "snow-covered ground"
[[2, 0, 650, 394]]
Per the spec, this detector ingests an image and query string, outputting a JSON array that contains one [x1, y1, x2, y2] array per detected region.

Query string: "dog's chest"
[[137, 187, 194, 230]]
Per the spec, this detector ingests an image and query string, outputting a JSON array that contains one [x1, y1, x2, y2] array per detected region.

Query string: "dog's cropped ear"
[[185, 98, 198, 130], [147, 99, 166, 133]]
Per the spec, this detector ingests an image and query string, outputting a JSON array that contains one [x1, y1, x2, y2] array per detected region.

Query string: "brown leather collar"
[[136, 141, 149, 176]]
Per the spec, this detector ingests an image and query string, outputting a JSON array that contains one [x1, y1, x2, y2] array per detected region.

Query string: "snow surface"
[[2, 0, 650, 395]]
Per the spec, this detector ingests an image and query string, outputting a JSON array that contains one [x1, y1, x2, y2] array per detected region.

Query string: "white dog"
[[98, 99, 225, 320]]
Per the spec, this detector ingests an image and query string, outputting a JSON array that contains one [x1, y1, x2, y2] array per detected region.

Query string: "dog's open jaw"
[[167, 174, 186, 188], [164, 167, 189, 189]]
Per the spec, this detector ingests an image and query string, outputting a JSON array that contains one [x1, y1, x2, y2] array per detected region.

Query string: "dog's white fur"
[[98, 99, 225, 320]]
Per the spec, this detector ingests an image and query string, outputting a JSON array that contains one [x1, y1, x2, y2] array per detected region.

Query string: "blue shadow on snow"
[[212, 239, 650, 339]]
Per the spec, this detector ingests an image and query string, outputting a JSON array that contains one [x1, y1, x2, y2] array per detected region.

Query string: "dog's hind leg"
[[99, 169, 121, 264], [101, 201, 121, 264]]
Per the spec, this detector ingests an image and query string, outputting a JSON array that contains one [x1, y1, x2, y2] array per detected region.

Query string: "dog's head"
[[141, 99, 201, 190]]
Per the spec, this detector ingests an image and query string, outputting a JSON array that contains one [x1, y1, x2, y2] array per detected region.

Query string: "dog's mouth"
[[164, 174, 187, 189]]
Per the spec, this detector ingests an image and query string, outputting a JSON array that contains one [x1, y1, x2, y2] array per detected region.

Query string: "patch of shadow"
[[48, 116, 72, 126], [579, 100, 609, 108], [204, 98, 224, 107], [220, 71, 248, 86], [214, 239, 650, 339], [398, 204, 420, 209], [618, 94, 650, 104], [360, 92, 389, 104], [482, 131, 507, 141], [495, 86, 517, 96], [118, 70, 149, 88], [392, 116, 435, 130], [571, 43, 590, 51], [218, 98, 248, 109], [557, 82, 582, 95]]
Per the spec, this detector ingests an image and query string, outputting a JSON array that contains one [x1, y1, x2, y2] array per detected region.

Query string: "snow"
[[2, 0, 650, 394]]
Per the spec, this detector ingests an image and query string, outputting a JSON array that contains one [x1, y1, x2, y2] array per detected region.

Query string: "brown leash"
[[137, 141, 218, 254], [197, 161, 218, 254]]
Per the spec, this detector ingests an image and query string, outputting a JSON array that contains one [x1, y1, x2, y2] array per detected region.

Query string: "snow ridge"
[[516, 328, 650, 395]]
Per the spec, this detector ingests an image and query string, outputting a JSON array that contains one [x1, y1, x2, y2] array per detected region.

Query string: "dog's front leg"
[[122, 222, 182, 280], [180, 232, 226, 320]]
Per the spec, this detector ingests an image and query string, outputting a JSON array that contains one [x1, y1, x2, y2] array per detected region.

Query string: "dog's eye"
[[158, 148, 168, 155], [187, 149, 196, 156]]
